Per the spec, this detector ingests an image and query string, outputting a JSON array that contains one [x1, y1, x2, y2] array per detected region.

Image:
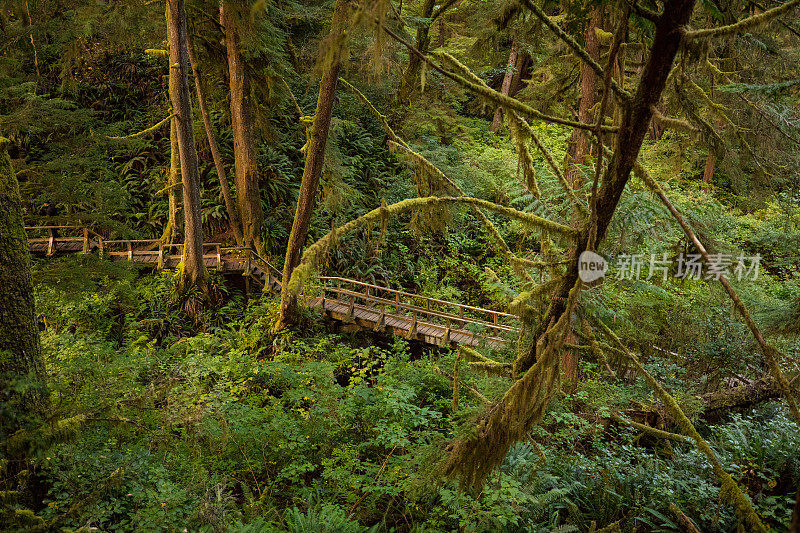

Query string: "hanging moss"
[[285, 195, 577, 299], [581, 317, 616, 379], [340, 79, 540, 285], [517, 0, 631, 102], [442, 278, 582, 488], [634, 160, 800, 428], [685, 0, 800, 40]]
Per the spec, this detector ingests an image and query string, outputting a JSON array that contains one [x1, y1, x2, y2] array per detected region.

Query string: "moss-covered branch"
[[518, 0, 631, 102], [443, 278, 582, 488], [286, 196, 576, 298], [594, 318, 767, 532], [380, 25, 618, 133], [634, 161, 800, 428], [610, 412, 690, 443], [107, 113, 175, 140], [340, 78, 541, 285], [685, 0, 800, 40]]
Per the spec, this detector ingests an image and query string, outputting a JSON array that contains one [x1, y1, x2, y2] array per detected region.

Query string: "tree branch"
[[686, 0, 800, 39]]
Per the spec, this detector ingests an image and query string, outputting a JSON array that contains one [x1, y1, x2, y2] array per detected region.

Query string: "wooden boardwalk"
[[27, 226, 518, 349]]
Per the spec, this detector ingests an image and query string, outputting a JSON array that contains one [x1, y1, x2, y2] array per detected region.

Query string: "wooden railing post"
[[47, 229, 55, 256], [127, 241, 133, 261], [444, 317, 451, 345], [216, 244, 222, 269], [376, 303, 386, 331], [82, 227, 89, 254], [98, 236, 104, 259], [406, 310, 418, 339], [347, 294, 355, 322]]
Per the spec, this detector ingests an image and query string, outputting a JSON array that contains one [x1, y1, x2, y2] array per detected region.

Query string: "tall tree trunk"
[[160, 117, 181, 244], [516, 0, 697, 376], [168, 0, 206, 290], [566, 6, 603, 187], [561, 6, 602, 387], [490, 39, 519, 133], [186, 31, 244, 246], [221, 1, 264, 255], [278, 0, 348, 329], [400, 0, 436, 102], [702, 150, 716, 191], [0, 136, 48, 440]]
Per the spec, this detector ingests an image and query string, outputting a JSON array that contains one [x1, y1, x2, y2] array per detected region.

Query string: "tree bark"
[[490, 39, 519, 134], [399, 0, 436, 102], [186, 30, 244, 246], [566, 6, 603, 187], [0, 136, 48, 440], [561, 7, 602, 387], [221, 1, 264, 255], [168, 0, 206, 290], [278, 0, 348, 328], [160, 117, 181, 244], [702, 150, 716, 191], [516, 0, 697, 375]]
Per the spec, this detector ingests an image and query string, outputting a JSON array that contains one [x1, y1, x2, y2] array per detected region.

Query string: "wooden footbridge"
[[26, 226, 519, 348]]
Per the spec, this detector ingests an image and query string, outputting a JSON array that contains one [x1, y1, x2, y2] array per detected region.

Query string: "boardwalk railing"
[[26, 226, 520, 348], [26, 225, 104, 255], [317, 277, 518, 347]]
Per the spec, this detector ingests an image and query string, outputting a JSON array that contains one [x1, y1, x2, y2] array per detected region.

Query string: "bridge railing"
[[25, 225, 105, 255], [318, 276, 519, 341]]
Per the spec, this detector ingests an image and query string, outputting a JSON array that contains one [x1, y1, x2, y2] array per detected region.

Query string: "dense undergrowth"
[[14, 255, 798, 532]]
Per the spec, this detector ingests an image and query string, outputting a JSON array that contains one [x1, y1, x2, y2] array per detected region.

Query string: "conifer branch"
[[593, 317, 768, 532], [340, 77, 538, 284], [685, 0, 800, 40], [633, 161, 800, 428], [107, 113, 176, 140], [518, 0, 632, 103], [431, 52, 590, 217], [381, 25, 618, 133]]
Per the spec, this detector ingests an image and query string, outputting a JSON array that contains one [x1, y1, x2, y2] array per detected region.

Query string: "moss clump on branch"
[[442, 278, 582, 489], [285, 195, 577, 299]]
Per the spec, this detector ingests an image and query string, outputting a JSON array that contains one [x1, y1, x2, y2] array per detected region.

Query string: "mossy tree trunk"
[[565, 5, 603, 186], [186, 30, 244, 246], [167, 0, 206, 290], [516, 0, 697, 374], [399, 0, 436, 102], [0, 136, 48, 440], [278, 0, 349, 329], [489, 39, 518, 134], [221, 1, 264, 255], [561, 6, 602, 388], [160, 117, 181, 245]]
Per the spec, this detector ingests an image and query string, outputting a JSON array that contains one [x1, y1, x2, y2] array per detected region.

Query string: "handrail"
[[323, 286, 517, 333], [248, 249, 283, 279], [319, 276, 517, 321], [25, 227, 520, 344], [25, 225, 106, 240], [330, 298, 510, 341]]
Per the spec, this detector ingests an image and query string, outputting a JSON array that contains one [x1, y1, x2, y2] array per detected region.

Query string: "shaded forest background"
[[2, 0, 800, 530]]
